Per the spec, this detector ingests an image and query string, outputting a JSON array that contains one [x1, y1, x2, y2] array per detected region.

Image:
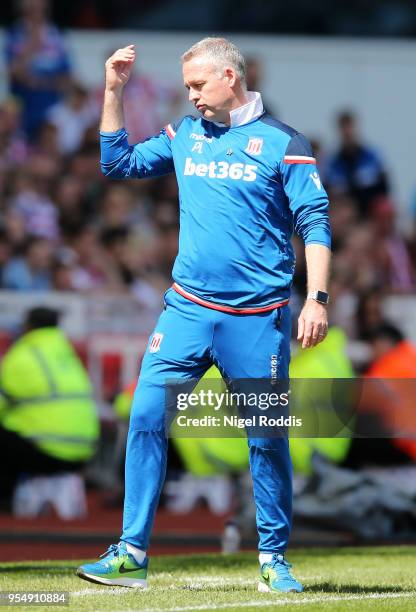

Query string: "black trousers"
[[0, 426, 84, 509]]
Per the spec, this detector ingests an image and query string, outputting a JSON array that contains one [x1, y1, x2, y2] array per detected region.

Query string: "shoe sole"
[[76, 569, 148, 589], [258, 581, 300, 593]]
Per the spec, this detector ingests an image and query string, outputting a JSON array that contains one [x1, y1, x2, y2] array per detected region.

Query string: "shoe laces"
[[100, 543, 123, 559], [270, 554, 294, 581]]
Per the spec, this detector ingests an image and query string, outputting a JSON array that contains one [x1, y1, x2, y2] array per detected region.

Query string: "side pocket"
[[163, 287, 172, 310], [274, 306, 283, 329]]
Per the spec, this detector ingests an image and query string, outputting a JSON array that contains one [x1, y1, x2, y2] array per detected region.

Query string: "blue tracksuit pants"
[[122, 288, 293, 553]]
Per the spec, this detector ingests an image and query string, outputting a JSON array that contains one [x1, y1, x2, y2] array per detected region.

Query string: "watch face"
[[316, 291, 329, 304], [307, 291, 329, 303]]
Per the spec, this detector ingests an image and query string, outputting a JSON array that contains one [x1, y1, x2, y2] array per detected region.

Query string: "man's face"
[[182, 58, 235, 124], [27, 239, 53, 271], [339, 118, 357, 146]]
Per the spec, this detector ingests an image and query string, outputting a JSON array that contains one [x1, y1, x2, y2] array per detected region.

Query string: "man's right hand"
[[105, 45, 136, 92]]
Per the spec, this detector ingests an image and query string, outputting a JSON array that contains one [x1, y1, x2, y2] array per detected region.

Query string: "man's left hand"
[[297, 299, 328, 349]]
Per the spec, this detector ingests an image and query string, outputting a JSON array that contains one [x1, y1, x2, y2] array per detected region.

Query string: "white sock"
[[259, 553, 273, 565], [126, 543, 146, 564]]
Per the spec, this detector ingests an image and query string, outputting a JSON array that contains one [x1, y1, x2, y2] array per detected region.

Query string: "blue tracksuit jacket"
[[100, 111, 330, 308]]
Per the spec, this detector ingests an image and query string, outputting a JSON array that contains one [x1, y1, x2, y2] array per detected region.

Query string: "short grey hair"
[[181, 37, 246, 85]]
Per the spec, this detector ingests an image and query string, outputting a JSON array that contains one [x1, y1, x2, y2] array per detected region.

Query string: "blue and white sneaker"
[[76, 542, 148, 588], [258, 553, 303, 593]]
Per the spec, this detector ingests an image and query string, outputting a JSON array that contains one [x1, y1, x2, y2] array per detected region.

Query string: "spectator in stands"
[[1, 235, 53, 291], [100, 226, 134, 289], [54, 175, 90, 235], [100, 184, 140, 230], [47, 83, 97, 155], [51, 249, 77, 292], [4, 0, 73, 141], [371, 196, 415, 293], [33, 121, 60, 158], [64, 223, 120, 292], [2, 208, 27, 254], [355, 288, 387, 341], [65, 143, 104, 208], [326, 110, 389, 217], [0, 306, 99, 510], [328, 194, 358, 253], [8, 155, 60, 240], [334, 222, 381, 291], [345, 323, 416, 467], [366, 323, 416, 378], [0, 98, 28, 169]]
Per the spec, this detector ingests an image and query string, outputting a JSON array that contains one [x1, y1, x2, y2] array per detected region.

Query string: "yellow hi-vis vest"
[[0, 327, 99, 462], [289, 327, 354, 474]]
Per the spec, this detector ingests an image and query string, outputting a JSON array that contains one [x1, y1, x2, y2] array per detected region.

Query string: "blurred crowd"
[[0, 0, 415, 344], [0, 0, 180, 310]]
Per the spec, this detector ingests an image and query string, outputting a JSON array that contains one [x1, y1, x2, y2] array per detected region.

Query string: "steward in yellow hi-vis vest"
[[289, 327, 354, 474], [0, 307, 99, 505]]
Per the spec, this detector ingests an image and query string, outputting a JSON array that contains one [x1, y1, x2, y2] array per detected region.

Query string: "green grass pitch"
[[1, 546, 415, 611]]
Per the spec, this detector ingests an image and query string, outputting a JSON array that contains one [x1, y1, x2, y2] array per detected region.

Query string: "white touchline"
[[138, 592, 415, 612], [73, 587, 128, 596], [73, 576, 251, 595], [72, 589, 415, 611]]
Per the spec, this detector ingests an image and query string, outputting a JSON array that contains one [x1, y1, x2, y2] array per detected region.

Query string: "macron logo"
[[309, 171, 322, 190], [184, 157, 257, 182]]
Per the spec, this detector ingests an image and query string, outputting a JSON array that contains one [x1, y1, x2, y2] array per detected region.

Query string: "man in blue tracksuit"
[[77, 37, 331, 593]]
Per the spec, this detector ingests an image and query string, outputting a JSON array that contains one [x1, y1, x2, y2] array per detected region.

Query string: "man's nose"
[[189, 89, 199, 103]]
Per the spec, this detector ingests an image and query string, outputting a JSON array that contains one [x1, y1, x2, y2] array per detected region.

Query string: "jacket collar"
[[206, 91, 264, 128]]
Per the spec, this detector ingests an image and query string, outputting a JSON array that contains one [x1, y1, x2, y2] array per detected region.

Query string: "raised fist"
[[105, 44, 136, 91]]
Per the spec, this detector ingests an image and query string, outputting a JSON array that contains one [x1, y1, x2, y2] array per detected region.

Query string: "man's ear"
[[224, 67, 237, 87]]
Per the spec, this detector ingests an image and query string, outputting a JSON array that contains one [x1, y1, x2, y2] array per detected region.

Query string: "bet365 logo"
[[184, 157, 257, 182]]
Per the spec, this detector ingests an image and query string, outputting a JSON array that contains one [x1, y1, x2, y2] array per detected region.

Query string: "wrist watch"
[[307, 290, 329, 304]]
